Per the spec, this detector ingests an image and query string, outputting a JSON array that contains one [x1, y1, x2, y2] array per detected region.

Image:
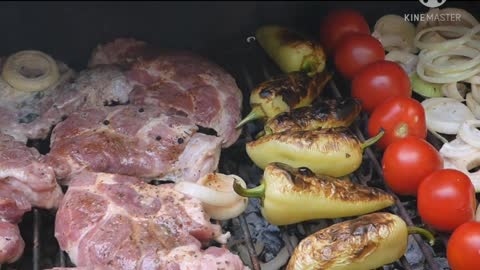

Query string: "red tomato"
[[368, 97, 427, 149], [333, 33, 385, 80], [382, 137, 443, 196], [352, 60, 411, 113], [417, 169, 476, 232], [447, 221, 480, 270], [319, 9, 370, 54]]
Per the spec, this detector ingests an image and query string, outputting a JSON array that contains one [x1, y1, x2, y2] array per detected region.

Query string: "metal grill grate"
[[2, 38, 448, 270]]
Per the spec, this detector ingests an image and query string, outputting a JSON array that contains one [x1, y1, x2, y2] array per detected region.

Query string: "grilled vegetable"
[[286, 212, 435, 270], [260, 98, 361, 137], [2, 50, 60, 92], [256, 25, 326, 76], [233, 163, 395, 226], [236, 70, 331, 128], [246, 127, 384, 177]]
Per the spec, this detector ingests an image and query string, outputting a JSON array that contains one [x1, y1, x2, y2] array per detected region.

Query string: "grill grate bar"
[[238, 215, 262, 270], [59, 249, 66, 267], [32, 209, 40, 270], [329, 80, 439, 270]]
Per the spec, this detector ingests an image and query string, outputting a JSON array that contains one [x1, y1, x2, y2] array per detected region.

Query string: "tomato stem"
[[407, 226, 435, 246], [361, 129, 385, 150], [236, 106, 264, 129]]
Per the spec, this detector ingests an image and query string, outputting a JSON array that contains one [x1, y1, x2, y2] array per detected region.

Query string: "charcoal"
[[433, 257, 450, 270], [405, 235, 426, 268], [244, 198, 284, 262]]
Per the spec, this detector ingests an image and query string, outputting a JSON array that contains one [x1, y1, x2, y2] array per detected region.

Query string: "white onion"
[[471, 84, 480, 105], [203, 198, 248, 221], [413, 17, 480, 84], [415, 25, 479, 50], [175, 180, 240, 207], [440, 142, 480, 192], [439, 137, 478, 158], [466, 75, 480, 85], [2, 50, 60, 92], [422, 98, 475, 134], [458, 120, 480, 148], [372, 14, 417, 53], [466, 93, 480, 119], [385, 50, 418, 75], [175, 173, 249, 220], [441, 82, 467, 100]]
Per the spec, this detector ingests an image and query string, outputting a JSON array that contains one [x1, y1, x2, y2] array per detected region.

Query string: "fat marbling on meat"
[[46, 104, 222, 184], [55, 172, 248, 270], [0, 133, 63, 264], [89, 38, 243, 147]]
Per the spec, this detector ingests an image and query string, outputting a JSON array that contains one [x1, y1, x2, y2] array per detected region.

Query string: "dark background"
[[0, 1, 478, 70]]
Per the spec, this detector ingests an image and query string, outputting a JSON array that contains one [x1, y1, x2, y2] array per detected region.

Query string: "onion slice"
[[203, 198, 248, 221], [466, 93, 480, 119], [471, 83, 480, 104], [439, 137, 478, 158], [2, 50, 60, 92], [372, 14, 417, 53], [422, 97, 475, 134], [175, 179, 240, 207], [385, 50, 418, 76], [175, 173, 249, 220], [458, 120, 480, 148], [441, 82, 467, 100]]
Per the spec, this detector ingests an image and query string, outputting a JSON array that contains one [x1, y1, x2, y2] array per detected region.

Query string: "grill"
[[1, 2, 478, 269], [3, 37, 449, 270]]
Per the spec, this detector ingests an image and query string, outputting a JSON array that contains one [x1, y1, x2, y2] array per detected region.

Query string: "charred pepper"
[[246, 127, 384, 178], [287, 212, 435, 270], [256, 25, 326, 76], [258, 98, 362, 137], [236, 70, 332, 128], [233, 163, 395, 226]]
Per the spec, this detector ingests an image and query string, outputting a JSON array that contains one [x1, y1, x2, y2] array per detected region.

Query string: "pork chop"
[[0, 222, 24, 264], [55, 172, 248, 270], [0, 133, 63, 264], [0, 60, 75, 142], [0, 133, 63, 209], [89, 38, 243, 147], [46, 104, 221, 184], [0, 60, 134, 143]]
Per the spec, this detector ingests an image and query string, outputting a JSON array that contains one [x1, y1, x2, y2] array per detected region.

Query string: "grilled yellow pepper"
[[246, 128, 384, 178], [236, 71, 331, 128], [259, 98, 362, 137], [287, 212, 435, 270], [256, 25, 326, 76], [233, 163, 394, 226]]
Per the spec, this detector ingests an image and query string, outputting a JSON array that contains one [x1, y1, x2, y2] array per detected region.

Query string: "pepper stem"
[[255, 130, 266, 139], [361, 129, 385, 150], [233, 180, 265, 199], [301, 55, 318, 77], [236, 106, 264, 129], [408, 226, 436, 246]]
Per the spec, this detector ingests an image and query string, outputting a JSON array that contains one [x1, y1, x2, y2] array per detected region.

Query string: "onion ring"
[[2, 50, 60, 92]]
